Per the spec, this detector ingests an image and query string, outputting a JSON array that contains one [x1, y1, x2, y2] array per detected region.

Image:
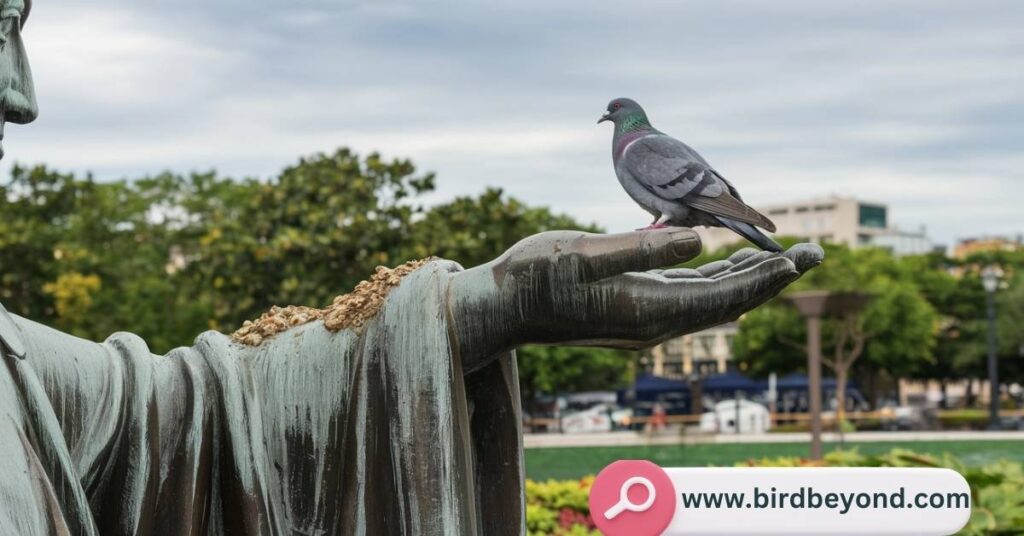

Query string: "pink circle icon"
[[589, 460, 676, 536]]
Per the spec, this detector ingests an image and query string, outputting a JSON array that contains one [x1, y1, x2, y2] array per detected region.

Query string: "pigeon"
[[599, 98, 782, 252]]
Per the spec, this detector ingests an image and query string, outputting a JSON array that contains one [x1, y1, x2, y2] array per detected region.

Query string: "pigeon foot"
[[636, 223, 670, 231]]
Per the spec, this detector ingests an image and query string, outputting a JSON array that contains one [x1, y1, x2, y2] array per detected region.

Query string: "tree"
[[996, 271, 1024, 386], [0, 165, 218, 349], [897, 253, 988, 404], [1, 148, 635, 407], [960, 249, 1024, 388], [516, 345, 632, 415], [175, 148, 438, 331], [733, 243, 938, 415], [405, 187, 598, 268]]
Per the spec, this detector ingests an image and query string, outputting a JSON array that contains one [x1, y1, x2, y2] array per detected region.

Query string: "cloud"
[[2, 0, 1021, 248]]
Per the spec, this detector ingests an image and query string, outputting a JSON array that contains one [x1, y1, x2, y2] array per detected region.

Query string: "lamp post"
[[787, 291, 871, 460], [982, 266, 1001, 430]]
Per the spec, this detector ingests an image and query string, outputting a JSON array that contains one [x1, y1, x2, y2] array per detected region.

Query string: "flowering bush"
[[525, 477, 597, 536]]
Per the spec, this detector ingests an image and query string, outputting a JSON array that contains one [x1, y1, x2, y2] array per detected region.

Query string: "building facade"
[[649, 322, 738, 379], [697, 195, 933, 255], [952, 235, 1023, 259], [870, 226, 936, 256]]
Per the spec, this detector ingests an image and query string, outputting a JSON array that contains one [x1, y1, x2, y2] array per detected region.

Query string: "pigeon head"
[[598, 98, 650, 130]]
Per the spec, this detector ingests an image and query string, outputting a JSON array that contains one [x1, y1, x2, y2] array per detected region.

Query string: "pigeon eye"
[[613, 103, 621, 110]]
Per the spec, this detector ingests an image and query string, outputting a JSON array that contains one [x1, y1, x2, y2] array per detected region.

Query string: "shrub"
[[938, 410, 991, 430], [525, 477, 597, 535]]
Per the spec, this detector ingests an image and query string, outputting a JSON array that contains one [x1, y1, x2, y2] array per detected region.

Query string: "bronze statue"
[[0, 4, 822, 534], [0, 0, 37, 159]]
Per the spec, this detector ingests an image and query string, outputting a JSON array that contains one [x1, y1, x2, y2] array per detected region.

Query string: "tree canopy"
[[0, 148, 630, 403], [731, 243, 939, 414], [1, 149, 1020, 405]]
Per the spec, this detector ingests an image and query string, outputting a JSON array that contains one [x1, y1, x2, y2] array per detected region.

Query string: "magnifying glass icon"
[[603, 476, 657, 520]]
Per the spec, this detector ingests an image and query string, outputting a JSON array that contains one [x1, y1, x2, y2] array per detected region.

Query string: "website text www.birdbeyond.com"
[[588, 460, 971, 536], [678, 484, 969, 513]]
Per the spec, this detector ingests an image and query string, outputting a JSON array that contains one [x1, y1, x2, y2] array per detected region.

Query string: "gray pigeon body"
[[599, 98, 782, 252]]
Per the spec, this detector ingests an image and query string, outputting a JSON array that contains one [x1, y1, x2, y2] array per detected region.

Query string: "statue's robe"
[[0, 260, 525, 535]]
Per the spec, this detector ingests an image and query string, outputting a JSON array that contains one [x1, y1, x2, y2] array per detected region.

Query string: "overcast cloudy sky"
[[5, 1, 1022, 247]]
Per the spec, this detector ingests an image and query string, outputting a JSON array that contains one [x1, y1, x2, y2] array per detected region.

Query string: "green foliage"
[[3, 148, 1021, 395], [525, 477, 597, 535], [406, 187, 599, 269], [903, 254, 990, 381], [181, 149, 438, 330], [994, 271, 1024, 382], [937, 409, 991, 430], [525, 504, 559, 536], [0, 149, 601, 356], [517, 345, 632, 413], [0, 165, 218, 349], [732, 243, 938, 384]]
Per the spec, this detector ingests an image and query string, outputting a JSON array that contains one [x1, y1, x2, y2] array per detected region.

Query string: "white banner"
[[589, 461, 971, 536]]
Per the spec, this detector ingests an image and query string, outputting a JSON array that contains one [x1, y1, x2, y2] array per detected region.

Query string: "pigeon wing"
[[686, 187, 777, 232], [622, 135, 777, 232]]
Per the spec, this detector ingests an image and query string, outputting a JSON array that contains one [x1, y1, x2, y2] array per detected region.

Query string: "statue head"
[[0, 0, 37, 159]]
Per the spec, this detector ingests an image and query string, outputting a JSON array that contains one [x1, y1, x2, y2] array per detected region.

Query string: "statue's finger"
[[727, 247, 761, 264], [651, 257, 800, 324], [712, 251, 774, 279], [660, 267, 703, 279], [696, 259, 733, 277], [657, 244, 823, 324], [784, 243, 825, 273], [571, 244, 823, 349], [571, 227, 701, 282]]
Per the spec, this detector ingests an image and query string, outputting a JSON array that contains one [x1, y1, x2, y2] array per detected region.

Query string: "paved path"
[[524, 430, 1024, 449]]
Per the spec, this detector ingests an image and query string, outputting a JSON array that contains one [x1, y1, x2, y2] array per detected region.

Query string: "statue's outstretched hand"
[[448, 228, 823, 372]]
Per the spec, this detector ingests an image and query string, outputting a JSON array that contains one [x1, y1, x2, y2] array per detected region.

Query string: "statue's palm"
[[448, 228, 823, 370]]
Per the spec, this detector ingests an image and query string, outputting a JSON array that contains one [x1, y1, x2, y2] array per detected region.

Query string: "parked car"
[[877, 405, 935, 431], [699, 399, 771, 434], [560, 404, 614, 433]]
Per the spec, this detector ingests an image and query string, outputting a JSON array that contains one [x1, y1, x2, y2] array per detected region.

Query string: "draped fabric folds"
[[0, 260, 525, 535]]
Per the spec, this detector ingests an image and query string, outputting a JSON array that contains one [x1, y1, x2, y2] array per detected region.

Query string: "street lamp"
[[786, 291, 871, 460], [981, 266, 1002, 430]]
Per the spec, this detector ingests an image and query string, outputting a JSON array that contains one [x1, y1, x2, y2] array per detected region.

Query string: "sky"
[[5, 0, 1023, 248]]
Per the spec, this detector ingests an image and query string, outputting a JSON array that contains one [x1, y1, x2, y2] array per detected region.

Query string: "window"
[[694, 359, 718, 377], [662, 362, 684, 378], [665, 337, 685, 357], [858, 204, 887, 228], [768, 208, 788, 216], [695, 335, 715, 357]]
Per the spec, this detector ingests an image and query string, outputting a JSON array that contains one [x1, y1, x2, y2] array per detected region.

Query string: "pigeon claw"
[[635, 223, 670, 231]]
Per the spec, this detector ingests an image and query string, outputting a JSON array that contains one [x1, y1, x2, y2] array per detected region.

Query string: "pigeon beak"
[[598, 113, 610, 124]]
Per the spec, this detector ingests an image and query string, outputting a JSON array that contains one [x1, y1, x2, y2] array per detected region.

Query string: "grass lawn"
[[525, 440, 1024, 481]]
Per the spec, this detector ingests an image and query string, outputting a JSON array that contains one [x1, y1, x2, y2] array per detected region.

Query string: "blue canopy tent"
[[619, 374, 693, 416], [773, 373, 866, 413], [618, 371, 866, 420], [701, 370, 761, 395], [776, 372, 839, 390]]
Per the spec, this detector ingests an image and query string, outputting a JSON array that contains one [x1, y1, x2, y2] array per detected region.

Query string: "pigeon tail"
[[715, 215, 783, 252]]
